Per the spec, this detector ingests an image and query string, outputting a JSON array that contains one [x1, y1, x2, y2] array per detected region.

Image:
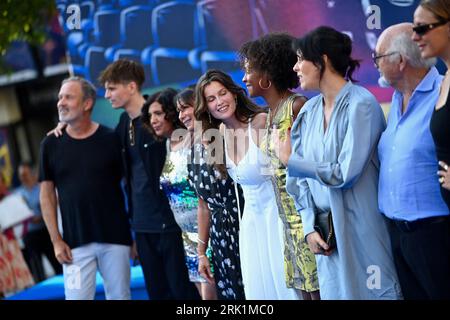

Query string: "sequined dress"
[[160, 140, 204, 283]]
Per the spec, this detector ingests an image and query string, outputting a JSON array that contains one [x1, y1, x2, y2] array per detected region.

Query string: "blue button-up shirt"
[[378, 67, 449, 220]]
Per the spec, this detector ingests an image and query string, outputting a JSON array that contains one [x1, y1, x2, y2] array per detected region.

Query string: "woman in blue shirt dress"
[[286, 26, 402, 299]]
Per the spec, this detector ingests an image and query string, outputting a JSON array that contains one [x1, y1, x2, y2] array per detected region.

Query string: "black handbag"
[[314, 211, 337, 250]]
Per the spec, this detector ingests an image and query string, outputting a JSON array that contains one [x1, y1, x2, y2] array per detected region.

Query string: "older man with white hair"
[[376, 23, 450, 300]]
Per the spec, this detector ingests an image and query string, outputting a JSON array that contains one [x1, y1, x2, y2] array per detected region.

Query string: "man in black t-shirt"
[[98, 60, 199, 300], [39, 77, 132, 300]]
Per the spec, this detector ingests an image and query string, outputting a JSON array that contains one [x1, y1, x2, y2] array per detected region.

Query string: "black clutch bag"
[[314, 211, 337, 250]]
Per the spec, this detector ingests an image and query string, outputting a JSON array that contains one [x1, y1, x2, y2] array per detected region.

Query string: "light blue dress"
[[286, 82, 402, 300]]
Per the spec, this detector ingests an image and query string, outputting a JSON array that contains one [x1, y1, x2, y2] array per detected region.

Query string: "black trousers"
[[135, 231, 200, 300], [387, 216, 450, 300], [23, 227, 62, 283]]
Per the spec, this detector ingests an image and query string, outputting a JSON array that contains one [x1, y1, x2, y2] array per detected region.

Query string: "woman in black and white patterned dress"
[[176, 87, 246, 300]]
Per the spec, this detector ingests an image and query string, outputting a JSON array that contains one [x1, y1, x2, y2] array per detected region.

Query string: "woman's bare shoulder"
[[251, 111, 267, 129]]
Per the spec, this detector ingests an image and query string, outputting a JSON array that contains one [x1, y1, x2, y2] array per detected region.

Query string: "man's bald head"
[[377, 23, 413, 53]]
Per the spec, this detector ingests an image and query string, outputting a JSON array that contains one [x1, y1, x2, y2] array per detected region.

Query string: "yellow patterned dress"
[[261, 94, 319, 292]]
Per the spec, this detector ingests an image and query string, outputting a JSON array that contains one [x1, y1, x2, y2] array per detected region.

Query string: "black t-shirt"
[[39, 125, 132, 249]]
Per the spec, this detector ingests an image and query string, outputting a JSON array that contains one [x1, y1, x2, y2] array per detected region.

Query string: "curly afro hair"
[[239, 32, 299, 92]]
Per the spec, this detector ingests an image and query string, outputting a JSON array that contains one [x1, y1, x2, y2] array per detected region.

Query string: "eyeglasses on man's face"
[[412, 21, 448, 36], [371, 51, 399, 68]]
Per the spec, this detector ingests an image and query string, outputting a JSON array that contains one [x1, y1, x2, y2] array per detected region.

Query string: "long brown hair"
[[194, 69, 265, 131], [420, 0, 450, 21], [194, 69, 265, 178]]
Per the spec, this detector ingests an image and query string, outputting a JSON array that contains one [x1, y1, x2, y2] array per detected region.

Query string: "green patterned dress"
[[260, 94, 319, 292]]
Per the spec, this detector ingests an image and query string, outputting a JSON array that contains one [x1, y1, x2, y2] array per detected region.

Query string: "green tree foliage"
[[0, 0, 56, 71]]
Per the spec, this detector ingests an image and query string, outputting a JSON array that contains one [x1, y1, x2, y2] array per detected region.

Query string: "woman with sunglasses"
[[413, 0, 450, 210]]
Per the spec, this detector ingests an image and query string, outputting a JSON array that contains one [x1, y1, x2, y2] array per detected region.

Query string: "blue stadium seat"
[[93, 9, 121, 47], [105, 5, 153, 63], [121, 6, 153, 50], [84, 46, 109, 89], [191, 0, 239, 73], [96, 0, 117, 10], [80, 1, 95, 20], [144, 0, 200, 85], [65, 18, 94, 65], [72, 8, 120, 78], [118, 0, 153, 7], [66, 31, 84, 64]]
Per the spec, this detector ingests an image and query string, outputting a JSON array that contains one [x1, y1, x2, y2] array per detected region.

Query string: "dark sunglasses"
[[412, 21, 448, 36]]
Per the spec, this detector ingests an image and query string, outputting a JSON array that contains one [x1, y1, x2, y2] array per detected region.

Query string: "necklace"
[[267, 92, 289, 129]]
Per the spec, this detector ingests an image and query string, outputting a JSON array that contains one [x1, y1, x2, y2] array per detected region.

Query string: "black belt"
[[389, 216, 448, 233]]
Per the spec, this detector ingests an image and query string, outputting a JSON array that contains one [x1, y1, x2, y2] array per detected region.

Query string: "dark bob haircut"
[[293, 26, 360, 82], [174, 85, 196, 109]]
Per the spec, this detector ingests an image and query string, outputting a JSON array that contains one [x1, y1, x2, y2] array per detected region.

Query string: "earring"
[[208, 112, 212, 123], [259, 79, 272, 90]]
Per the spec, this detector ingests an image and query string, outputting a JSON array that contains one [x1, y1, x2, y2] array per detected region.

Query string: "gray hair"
[[387, 32, 436, 69], [61, 76, 97, 108]]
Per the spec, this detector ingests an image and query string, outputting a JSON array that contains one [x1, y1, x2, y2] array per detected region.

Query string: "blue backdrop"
[[55, 0, 423, 126]]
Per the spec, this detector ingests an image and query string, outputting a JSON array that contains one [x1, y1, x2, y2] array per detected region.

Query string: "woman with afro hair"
[[239, 32, 320, 300]]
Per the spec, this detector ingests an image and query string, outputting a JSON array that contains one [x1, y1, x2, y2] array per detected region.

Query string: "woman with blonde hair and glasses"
[[413, 0, 450, 209], [409, 0, 450, 299]]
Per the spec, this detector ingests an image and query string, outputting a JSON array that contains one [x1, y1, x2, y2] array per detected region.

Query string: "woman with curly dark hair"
[[239, 32, 319, 300], [141, 88, 183, 139], [141, 88, 217, 300]]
